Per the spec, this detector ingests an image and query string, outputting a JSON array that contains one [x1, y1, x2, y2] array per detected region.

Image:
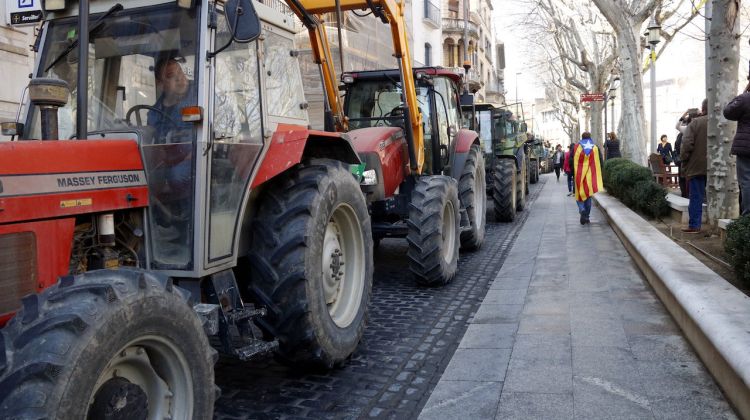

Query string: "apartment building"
[[406, 0, 443, 67], [441, 0, 503, 103], [0, 2, 37, 139]]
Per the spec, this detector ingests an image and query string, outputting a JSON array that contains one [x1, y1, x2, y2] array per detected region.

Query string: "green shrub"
[[725, 216, 750, 286], [632, 182, 670, 218], [603, 158, 630, 193], [601, 158, 669, 219]]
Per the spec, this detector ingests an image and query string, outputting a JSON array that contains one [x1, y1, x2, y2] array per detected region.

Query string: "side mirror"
[[1, 122, 24, 137], [448, 125, 458, 137], [460, 93, 474, 106], [226, 0, 261, 43]]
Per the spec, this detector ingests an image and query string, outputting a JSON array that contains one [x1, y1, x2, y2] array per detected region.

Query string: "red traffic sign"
[[580, 93, 605, 102]]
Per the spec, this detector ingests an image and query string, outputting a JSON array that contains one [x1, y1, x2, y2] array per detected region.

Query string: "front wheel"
[[407, 176, 461, 287], [493, 158, 516, 222], [245, 159, 373, 368], [0, 269, 216, 419], [458, 144, 486, 251], [530, 160, 539, 184]]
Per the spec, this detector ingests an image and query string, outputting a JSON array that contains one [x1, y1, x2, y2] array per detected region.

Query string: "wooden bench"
[[666, 193, 706, 224], [649, 153, 679, 189]]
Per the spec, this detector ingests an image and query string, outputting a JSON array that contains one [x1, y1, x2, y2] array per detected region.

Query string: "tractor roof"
[[346, 67, 462, 85]]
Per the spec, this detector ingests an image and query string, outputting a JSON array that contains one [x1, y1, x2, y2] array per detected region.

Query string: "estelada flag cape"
[[573, 142, 603, 201]]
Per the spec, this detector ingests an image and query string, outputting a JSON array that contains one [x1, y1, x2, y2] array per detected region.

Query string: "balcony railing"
[[445, 66, 482, 91], [258, 0, 294, 17], [485, 80, 504, 95], [442, 18, 479, 38], [423, 0, 440, 28]]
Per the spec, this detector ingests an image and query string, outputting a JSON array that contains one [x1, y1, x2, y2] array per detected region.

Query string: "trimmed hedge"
[[725, 215, 750, 286], [602, 158, 670, 219]]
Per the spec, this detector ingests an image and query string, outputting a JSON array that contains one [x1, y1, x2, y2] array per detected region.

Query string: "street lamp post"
[[515, 72, 521, 104], [610, 76, 620, 130], [606, 76, 620, 139], [647, 16, 661, 155]]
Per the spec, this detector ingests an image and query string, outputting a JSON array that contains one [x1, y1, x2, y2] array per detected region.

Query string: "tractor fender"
[[513, 146, 526, 172], [451, 129, 480, 179], [251, 124, 360, 189]]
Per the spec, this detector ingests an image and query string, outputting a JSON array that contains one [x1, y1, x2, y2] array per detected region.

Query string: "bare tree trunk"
[[707, 0, 741, 225], [590, 101, 604, 147], [616, 26, 648, 165]]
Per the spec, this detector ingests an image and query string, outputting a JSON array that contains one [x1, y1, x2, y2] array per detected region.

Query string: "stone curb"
[[594, 192, 750, 419]]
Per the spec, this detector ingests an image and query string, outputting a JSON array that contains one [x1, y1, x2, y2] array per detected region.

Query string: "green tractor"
[[527, 133, 544, 184], [462, 102, 529, 222]]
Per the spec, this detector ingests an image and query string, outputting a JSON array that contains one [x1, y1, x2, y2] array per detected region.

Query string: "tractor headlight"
[[361, 169, 377, 186]]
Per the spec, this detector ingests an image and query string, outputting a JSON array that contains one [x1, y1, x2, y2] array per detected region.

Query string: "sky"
[[493, 0, 547, 104]]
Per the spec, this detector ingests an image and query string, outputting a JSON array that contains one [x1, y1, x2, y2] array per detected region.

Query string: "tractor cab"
[[342, 67, 465, 176], [17, 0, 309, 275]]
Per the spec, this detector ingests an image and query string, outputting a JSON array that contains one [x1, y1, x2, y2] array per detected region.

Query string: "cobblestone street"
[[212, 179, 546, 419]]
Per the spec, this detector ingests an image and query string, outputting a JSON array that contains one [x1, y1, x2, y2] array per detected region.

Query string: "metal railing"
[[485, 79, 504, 94], [441, 18, 479, 38], [445, 66, 482, 86], [259, 0, 294, 18], [423, 0, 440, 27]]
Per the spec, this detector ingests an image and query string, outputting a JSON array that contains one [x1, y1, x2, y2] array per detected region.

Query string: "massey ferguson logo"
[[0, 171, 147, 198]]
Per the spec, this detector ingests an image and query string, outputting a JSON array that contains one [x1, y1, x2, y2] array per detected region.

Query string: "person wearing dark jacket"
[[604, 132, 621, 160], [723, 83, 750, 216], [552, 144, 565, 181], [680, 99, 708, 233]]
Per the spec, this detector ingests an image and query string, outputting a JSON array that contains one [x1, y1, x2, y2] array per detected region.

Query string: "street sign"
[[5, 0, 43, 26], [580, 93, 605, 102]]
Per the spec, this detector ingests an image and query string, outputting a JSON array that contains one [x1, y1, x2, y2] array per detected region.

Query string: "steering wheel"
[[376, 106, 405, 127], [126, 104, 180, 128]]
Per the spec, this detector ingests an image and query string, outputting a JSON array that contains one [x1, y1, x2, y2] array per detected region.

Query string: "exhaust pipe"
[[28, 78, 70, 140]]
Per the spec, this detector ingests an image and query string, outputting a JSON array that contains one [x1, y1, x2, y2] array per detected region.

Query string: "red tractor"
[[0, 0, 374, 417], [283, 0, 486, 286], [341, 68, 486, 286]]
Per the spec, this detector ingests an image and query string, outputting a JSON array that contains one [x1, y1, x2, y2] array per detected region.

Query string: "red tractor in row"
[[289, 0, 487, 286], [0, 0, 375, 417]]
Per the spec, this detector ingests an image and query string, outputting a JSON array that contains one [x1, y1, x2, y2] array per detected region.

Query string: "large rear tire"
[[516, 158, 527, 212], [458, 144, 486, 251], [407, 176, 461, 287], [0, 269, 215, 419], [245, 159, 373, 368], [493, 158, 516, 222]]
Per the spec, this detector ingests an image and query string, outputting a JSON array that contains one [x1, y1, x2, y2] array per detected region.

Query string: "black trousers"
[[554, 166, 561, 179]]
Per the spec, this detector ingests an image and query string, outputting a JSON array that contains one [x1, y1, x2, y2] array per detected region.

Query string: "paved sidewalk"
[[419, 173, 737, 420]]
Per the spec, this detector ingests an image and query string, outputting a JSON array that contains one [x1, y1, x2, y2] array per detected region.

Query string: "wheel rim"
[[88, 335, 193, 420], [474, 164, 486, 228], [322, 203, 366, 328], [441, 200, 457, 263]]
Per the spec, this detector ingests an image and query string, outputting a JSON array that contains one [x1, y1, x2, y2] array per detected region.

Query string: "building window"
[[425, 43, 432, 66]]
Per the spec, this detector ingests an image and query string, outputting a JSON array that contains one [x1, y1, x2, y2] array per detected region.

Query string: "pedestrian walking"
[[723, 82, 750, 216], [564, 144, 573, 196], [680, 99, 708, 233], [604, 132, 621, 160], [657, 134, 674, 165], [552, 144, 565, 182], [569, 132, 603, 225]]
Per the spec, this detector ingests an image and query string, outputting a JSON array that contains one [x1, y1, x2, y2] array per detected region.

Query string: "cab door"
[[204, 10, 264, 267]]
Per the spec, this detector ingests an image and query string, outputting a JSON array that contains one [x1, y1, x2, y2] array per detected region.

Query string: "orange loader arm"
[[285, 0, 424, 174]]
